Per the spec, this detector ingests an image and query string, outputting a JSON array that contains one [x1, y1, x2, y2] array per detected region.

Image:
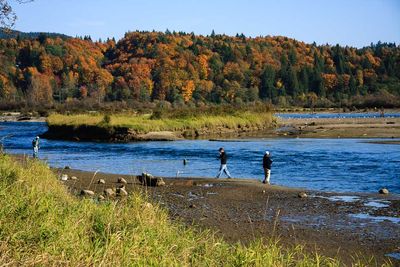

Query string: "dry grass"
[[0, 155, 390, 266], [47, 111, 274, 133]]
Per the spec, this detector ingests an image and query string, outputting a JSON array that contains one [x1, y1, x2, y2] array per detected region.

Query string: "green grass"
[[46, 111, 274, 134], [0, 155, 388, 266]]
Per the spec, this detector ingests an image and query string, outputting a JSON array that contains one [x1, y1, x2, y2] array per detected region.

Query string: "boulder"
[[298, 192, 308, 198], [117, 177, 127, 184], [81, 190, 95, 196], [64, 166, 71, 170], [60, 174, 68, 181], [139, 172, 165, 187], [379, 188, 389, 194], [118, 184, 126, 190], [142, 202, 153, 209], [116, 187, 128, 196], [98, 195, 105, 200], [104, 188, 115, 197], [70, 176, 78, 180], [98, 179, 106, 184]]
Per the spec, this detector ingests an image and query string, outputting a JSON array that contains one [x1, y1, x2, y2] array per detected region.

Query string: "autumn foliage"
[[0, 31, 399, 108]]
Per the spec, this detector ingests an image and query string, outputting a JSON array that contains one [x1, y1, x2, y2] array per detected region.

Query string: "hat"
[[265, 151, 270, 155]]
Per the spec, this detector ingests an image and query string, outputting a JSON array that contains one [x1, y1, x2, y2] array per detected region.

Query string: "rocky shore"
[[58, 168, 400, 265]]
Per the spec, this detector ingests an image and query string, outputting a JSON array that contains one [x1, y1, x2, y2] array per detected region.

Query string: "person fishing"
[[262, 151, 273, 184], [216, 147, 232, 178], [32, 136, 40, 158]]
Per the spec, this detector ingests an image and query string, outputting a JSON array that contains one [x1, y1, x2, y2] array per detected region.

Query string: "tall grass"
[[47, 111, 274, 134], [0, 155, 357, 266]]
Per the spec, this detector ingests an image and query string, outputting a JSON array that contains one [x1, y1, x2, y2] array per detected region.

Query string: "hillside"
[[0, 30, 399, 109], [0, 28, 71, 40]]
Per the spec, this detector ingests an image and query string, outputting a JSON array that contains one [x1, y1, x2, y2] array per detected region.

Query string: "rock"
[[262, 190, 266, 194], [189, 204, 196, 208], [298, 192, 308, 198], [157, 178, 166, 187], [70, 176, 78, 180], [98, 179, 106, 184], [139, 172, 165, 187], [142, 202, 153, 209], [81, 190, 95, 196], [64, 166, 71, 170], [104, 188, 115, 197], [98, 195, 105, 200], [379, 188, 389, 194], [60, 174, 68, 181], [117, 177, 127, 184], [116, 187, 128, 196], [118, 184, 126, 189]]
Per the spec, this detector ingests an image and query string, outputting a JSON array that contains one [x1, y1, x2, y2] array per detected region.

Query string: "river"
[[1, 121, 399, 194]]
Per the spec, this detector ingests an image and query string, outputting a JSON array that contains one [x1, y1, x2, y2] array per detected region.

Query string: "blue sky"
[[13, 0, 400, 47]]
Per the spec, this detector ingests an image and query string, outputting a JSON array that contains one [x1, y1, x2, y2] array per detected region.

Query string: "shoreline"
[[54, 166, 400, 265]]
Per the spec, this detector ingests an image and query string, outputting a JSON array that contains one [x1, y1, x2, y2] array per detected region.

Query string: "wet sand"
[[58, 168, 400, 266], [275, 117, 400, 138]]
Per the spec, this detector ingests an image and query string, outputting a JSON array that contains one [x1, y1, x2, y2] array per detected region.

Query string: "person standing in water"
[[32, 136, 40, 158], [262, 151, 272, 184], [216, 147, 232, 178]]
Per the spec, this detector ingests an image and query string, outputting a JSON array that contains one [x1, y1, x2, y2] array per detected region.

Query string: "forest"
[[0, 30, 399, 111]]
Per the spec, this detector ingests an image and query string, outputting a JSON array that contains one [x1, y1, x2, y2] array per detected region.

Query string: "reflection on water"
[[1, 122, 399, 194]]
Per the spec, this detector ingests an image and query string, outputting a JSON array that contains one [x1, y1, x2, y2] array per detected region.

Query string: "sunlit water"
[[1, 122, 399, 194]]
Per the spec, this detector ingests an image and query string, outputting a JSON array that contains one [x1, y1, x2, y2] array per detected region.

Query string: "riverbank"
[[1, 155, 351, 266], [0, 112, 46, 122], [275, 116, 400, 138], [42, 112, 274, 142], [58, 167, 400, 265]]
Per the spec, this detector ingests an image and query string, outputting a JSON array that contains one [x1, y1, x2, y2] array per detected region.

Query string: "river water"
[[1, 121, 399, 194]]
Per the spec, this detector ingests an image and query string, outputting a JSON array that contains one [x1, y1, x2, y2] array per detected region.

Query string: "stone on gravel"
[[117, 177, 127, 184], [98, 179, 106, 184], [142, 202, 153, 209], [189, 204, 196, 208], [81, 190, 95, 196], [379, 188, 389, 194], [104, 188, 115, 197], [140, 172, 165, 187], [298, 192, 308, 198], [116, 187, 128, 196]]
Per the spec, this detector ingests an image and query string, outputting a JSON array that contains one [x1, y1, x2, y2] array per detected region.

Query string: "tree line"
[[0, 30, 399, 110]]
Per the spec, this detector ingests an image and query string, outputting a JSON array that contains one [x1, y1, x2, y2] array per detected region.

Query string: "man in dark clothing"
[[262, 151, 272, 184], [216, 147, 232, 178], [32, 136, 40, 158]]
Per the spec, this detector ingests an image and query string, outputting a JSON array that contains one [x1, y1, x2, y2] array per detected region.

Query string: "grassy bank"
[[0, 155, 354, 266], [47, 111, 274, 134]]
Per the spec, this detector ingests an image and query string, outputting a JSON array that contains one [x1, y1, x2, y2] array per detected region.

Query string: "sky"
[[12, 0, 400, 47]]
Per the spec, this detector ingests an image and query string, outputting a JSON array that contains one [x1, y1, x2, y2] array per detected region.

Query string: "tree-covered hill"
[[1, 30, 399, 109]]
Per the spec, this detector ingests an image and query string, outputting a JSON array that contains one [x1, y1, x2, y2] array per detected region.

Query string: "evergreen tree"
[[259, 65, 276, 100]]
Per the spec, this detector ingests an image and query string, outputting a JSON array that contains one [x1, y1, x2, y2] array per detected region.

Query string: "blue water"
[[276, 112, 400, 119], [1, 122, 399, 194]]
